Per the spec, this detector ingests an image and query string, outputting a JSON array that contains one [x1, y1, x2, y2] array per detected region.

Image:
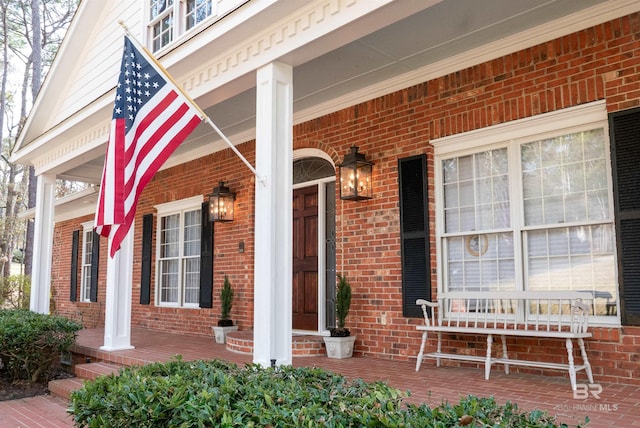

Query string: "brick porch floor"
[[1, 327, 638, 427]]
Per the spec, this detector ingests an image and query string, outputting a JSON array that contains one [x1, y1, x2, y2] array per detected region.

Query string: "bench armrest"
[[416, 299, 439, 308], [571, 300, 591, 334], [573, 300, 590, 313], [416, 299, 439, 327]]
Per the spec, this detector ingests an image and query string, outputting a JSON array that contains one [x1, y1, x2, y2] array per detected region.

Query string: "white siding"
[[50, 2, 142, 128]]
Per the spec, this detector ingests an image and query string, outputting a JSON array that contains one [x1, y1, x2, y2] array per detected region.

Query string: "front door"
[[292, 186, 319, 330]]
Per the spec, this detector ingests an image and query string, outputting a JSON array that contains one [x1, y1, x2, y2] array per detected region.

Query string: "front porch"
[[32, 327, 639, 428]]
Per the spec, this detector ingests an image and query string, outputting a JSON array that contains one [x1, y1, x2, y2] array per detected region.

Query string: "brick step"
[[74, 362, 122, 380], [226, 331, 326, 357], [48, 377, 85, 401], [48, 362, 124, 401]]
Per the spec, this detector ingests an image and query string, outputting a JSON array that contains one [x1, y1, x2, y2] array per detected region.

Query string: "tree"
[[0, 0, 78, 276]]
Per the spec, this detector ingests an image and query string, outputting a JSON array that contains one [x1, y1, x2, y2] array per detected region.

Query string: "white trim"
[[17, 1, 637, 180], [295, 2, 639, 126], [154, 195, 204, 214], [18, 186, 99, 222], [433, 102, 619, 326], [81, 220, 94, 229], [80, 222, 94, 302], [154, 196, 203, 308], [30, 175, 56, 314], [431, 101, 607, 155], [101, 230, 135, 351], [293, 148, 335, 166], [253, 61, 294, 367]]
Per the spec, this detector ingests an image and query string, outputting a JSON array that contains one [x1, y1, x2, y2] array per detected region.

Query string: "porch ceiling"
[[55, 0, 612, 185]]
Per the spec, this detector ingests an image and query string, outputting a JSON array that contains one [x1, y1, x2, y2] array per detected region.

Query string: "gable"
[[16, 1, 140, 151]]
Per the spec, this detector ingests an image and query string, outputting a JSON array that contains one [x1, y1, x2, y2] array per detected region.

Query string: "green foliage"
[[220, 275, 233, 321], [12, 248, 24, 263], [68, 358, 581, 428], [335, 274, 352, 331], [0, 309, 82, 382], [0, 274, 30, 309]]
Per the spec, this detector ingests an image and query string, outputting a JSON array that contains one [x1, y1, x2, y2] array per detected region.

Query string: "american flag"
[[95, 35, 202, 257]]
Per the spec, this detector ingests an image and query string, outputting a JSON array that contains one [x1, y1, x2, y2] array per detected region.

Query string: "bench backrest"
[[417, 291, 592, 334]]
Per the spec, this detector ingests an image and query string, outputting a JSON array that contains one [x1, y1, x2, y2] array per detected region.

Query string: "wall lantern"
[[338, 146, 374, 201], [208, 181, 235, 222]]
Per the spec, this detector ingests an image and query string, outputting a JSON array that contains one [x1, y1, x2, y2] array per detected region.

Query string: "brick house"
[[12, 1, 640, 384]]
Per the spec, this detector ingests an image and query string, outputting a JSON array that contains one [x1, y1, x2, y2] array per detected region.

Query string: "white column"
[[101, 229, 134, 351], [253, 61, 293, 367], [29, 174, 56, 314]]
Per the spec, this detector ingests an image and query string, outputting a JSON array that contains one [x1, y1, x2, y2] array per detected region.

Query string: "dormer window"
[[186, 0, 212, 30], [149, 0, 175, 52], [147, 0, 246, 53]]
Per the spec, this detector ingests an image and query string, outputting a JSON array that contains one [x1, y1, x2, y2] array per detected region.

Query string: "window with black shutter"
[[155, 197, 204, 307], [140, 213, 154, 305], [199, 201, 214, 309], [89, 231, 100, 302], [70, 230, 80, 302], [398, 155, 431, 317], [610, 107, 640, 326]]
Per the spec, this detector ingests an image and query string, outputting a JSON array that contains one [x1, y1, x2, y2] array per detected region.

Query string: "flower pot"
[[323, 335, 356, 359], [212, 325, 238, 344]]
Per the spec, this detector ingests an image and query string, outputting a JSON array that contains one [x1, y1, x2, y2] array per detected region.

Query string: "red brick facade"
[[51, 13, 640, 385]]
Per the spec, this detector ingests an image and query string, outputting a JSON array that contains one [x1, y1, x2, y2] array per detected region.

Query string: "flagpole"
[[117, 20, 266, 186]]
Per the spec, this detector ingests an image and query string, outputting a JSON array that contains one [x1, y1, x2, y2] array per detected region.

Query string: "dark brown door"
[[292, 186, 319, 330]]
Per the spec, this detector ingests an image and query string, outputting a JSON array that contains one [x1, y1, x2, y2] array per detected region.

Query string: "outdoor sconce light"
[[208, 181, 235, 222], [338, 146, 374, 201]]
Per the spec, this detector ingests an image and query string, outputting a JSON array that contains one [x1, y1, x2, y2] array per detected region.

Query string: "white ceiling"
[[58, 0, 611, 187]]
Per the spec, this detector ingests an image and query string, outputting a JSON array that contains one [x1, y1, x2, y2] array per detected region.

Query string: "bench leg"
[[578, 338, 594, 384], [436, 332, 442, 367], [500, 335, 509, 375], [566, 338, 577, 391], [416, 331, 427, 371], [485, 334, 493, 380]]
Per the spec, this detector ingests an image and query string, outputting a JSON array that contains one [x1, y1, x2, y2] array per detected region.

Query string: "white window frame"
[[147, 0, 176, 52], [154, 196, 203, 308], [145, 0, 249, 53], [432, 101, 619, 325], [80, 221, 94, 302]]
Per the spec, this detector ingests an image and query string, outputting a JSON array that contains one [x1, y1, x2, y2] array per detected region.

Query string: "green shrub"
[[0, 309, 82, 382], [68, 358, 584, 428], [220, 274, 234, 323]]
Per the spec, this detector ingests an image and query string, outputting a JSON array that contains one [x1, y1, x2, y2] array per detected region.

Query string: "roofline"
[[18, 185, 98, 222], [12, 0, 103, 157]]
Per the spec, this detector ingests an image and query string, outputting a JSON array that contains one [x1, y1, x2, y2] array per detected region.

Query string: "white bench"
[[415, 291, 594, 391]]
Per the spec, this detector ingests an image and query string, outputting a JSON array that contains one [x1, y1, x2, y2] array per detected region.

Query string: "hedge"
[[69, 358, 586, 427], [0, 309, 82, 382]]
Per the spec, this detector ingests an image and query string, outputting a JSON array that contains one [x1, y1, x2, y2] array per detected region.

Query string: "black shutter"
[[89, 231, 100, 302], [199, 202, 214, 308], [398, 155, 431, 317], [140, 213, 154, 305], [610, 107, 640, 325], [70, 230, 80, 302]]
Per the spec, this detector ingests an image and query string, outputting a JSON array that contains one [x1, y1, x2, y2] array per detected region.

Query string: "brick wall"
[[52, 214, 105, 328], [50, 12, 640, 385]]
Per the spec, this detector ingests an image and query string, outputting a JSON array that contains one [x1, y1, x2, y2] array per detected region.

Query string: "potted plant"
[[212, 275, 238, 343], [323, 274, 356, 358]]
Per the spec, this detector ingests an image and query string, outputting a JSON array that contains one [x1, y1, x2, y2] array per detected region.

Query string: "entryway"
[[292, 153, 336, 333]]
